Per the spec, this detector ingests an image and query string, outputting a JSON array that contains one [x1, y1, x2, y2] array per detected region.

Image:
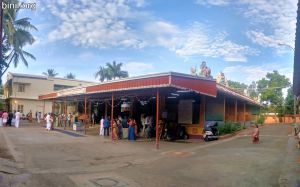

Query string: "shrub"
[[217, 122, 242, 135], [256, 116, 265, 125]]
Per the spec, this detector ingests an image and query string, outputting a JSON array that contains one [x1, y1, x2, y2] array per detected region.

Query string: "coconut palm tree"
[[95, 61, 129, 82], [95, 66, 109, 82], [106, 61, 128, 80], [43, 69, 58, 77], [0, 0, 37, 79], [65, 73, 76, 79]]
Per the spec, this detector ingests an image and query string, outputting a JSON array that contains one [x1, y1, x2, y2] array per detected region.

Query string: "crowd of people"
[[0, 110, 22, 128], [99, 115, 156, 141], [42, 112, 79, 131]]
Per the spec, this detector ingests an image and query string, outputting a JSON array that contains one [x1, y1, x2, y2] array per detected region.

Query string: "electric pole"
[[0, 0, 3, 68]]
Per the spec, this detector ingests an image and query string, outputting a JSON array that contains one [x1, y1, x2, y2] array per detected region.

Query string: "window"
[[17, 105, 24, 113], [53, 84, 74, 91], [18, 84, 25, 92]]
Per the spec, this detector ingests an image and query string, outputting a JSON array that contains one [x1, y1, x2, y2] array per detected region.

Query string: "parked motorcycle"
[[163, 123, 188, 141], [203, 121, 219, 141]]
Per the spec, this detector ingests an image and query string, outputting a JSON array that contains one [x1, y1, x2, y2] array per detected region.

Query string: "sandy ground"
[[0, 123, 299, 187]]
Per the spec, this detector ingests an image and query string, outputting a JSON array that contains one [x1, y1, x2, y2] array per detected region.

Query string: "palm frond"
[[14, 18, 38, 31]]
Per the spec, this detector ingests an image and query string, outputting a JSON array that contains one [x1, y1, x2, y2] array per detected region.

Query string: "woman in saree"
[[128, 118, 135, 141], [112, 120, 118, 140]]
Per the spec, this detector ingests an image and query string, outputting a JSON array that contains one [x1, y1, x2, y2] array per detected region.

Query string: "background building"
[[4, 72, 95, 116]]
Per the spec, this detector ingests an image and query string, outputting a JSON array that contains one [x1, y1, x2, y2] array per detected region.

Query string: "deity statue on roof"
[[216, 71, 228, 86], [199, 61, 212, 78], [190, 66, 197, 76]]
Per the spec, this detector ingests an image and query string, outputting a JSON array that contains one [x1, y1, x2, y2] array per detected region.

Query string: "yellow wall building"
[[4, 72, 95, 116]]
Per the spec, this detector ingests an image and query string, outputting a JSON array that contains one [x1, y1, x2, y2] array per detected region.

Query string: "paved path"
[[0, 124, 299, 187]]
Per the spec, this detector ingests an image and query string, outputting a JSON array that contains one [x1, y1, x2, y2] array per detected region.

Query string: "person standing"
[[99, 116, 104, 136], [62, 113, 66, 129], [45, 113, 52, 131], [67, 113, 71, 127], [92, 113, 95, 125], [11, 111, 16, 126], [35, 111, 38, 121], [112, 120, 118, 140], [297, 131, 300, 149], [70, 113, 75, 128], [141, 114, 146, 137], [37, 112, 41, 124], [28, 110, 32, 123], [103, 117, 110, 136], [7, 112, 13, 126], [252, 124, 259, 144], [2, 111, 8, 127], [15, 111, 21, 128], [0, 111, 3, 127], [134, 119, 138, 138], [58, 114, 62, 127], [128, 118, 136, 141], [117, 116, 123, 139]]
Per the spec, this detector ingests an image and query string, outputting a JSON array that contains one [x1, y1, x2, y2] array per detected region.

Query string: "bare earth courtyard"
[[0, 124, 299, 187]]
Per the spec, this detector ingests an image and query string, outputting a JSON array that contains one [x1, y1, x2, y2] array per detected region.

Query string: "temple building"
[[38, 72, 261, 139]]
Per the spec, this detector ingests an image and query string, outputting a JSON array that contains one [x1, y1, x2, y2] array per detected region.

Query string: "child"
[[252, 124, 259, 144], [298, 131, 300, 149]]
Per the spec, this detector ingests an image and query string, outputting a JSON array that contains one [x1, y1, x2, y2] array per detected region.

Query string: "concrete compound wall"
[[264, 115, 300, 124]]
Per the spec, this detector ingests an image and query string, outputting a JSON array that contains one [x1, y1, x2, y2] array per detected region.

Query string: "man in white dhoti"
[[15, 111, 21, 128], [37, 112, 41, 123], [45, 113, 51, 131], [99, 116, 104, 136]]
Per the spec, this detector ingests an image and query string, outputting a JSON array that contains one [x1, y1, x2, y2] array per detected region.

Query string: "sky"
[[6, 0, 298, 86]]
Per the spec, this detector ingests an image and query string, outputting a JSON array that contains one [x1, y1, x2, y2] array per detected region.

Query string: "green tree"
[[248, 81, 259, 99], [65, 73, 76, 79], [42, 69, 58, 77], [257, 71, 290, 113], [228, 80, 248, 94], [0, 0, 37, 82], [284, 87, 294, 114], [0, 85, 3, 95]]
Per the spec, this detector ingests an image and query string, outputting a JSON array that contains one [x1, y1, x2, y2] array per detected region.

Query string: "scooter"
[[203, 121, 219, 142]]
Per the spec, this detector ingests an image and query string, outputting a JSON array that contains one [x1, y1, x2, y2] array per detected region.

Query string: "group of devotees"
[[0, 110, 22, 128], [43, 112, 76, 131], [43, 112, 156, 141], [99, 115, 155, 141]]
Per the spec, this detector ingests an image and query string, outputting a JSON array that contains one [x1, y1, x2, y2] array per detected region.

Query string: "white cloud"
[[196, 0, 230, 6], [172, 23, 258, 62], [195, 0, 297, 51], [123, 62, 154, 76], [246, 31, 283, 48], [223, 63, 293, 84], [242, 0, 297, 51], [43, 0, 258, 62], [78, 52, 96, 61], [129, 0, 145, 7], [46, 0, 145, 49]]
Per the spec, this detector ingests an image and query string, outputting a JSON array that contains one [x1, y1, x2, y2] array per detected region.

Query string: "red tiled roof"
[[217, 83, 260, 105], [39, 72, 217, 100]]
